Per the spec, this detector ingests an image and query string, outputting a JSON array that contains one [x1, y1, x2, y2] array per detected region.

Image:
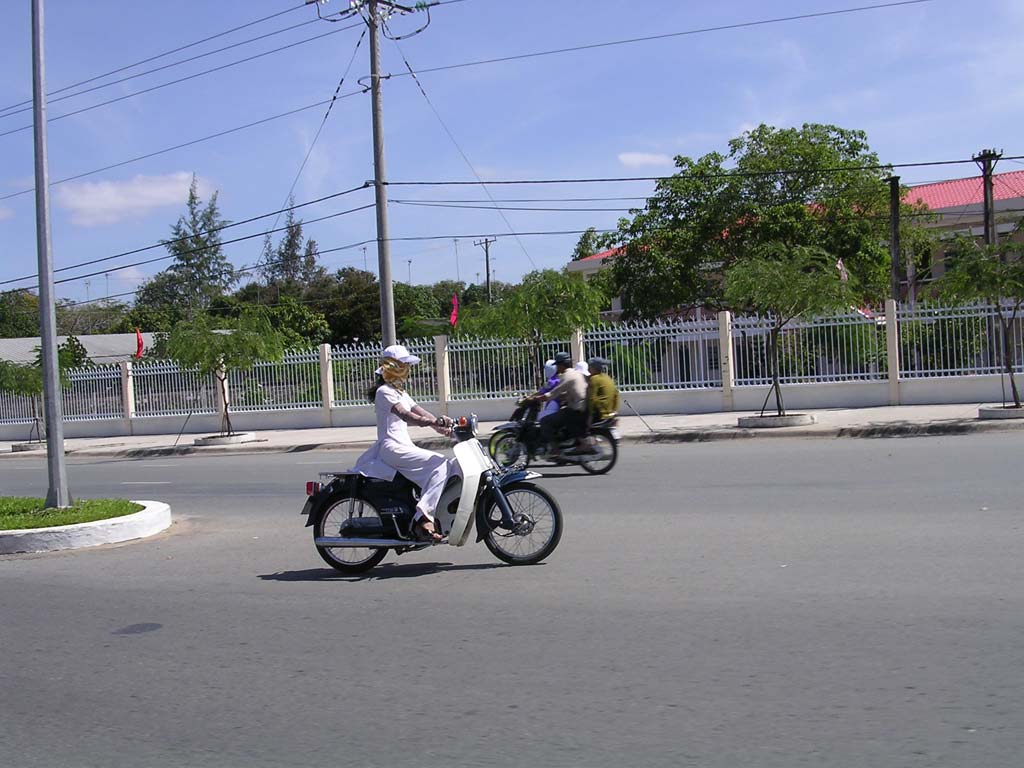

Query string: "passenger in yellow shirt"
[[586, 357, 619, 423]]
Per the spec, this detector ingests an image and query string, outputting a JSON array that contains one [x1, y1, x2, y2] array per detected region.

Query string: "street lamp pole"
[[31, 0, 71, 508]]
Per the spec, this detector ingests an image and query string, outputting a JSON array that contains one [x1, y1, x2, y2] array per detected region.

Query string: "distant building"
[[0, 332, 155, 365]]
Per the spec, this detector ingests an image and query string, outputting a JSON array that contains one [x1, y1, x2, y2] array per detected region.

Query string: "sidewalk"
[[2, 403, 1020, 459]]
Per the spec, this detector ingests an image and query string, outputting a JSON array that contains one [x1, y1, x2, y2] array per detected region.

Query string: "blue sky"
[[1, 0, 1021, 304]]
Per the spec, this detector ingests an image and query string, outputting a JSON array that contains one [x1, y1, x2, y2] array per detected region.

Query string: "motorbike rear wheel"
[[580, 429, 618, 475], [489, 431, 530, 470], [481, 482, 562, 565], [313, 494, 389, 574]]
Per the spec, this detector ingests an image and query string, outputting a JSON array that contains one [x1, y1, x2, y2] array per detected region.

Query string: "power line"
[[0, 184, 371, 288], [264, 27, 368, 238], [0, 22, 364, 139], [0, 92, 367, 202], [384, 156, 1024, 187], [385, 0, 936, 81], [0, 3, 310, 115], [390, 37, 537, 269], [49, 203, 376, 288], [0, 17, 325, 119]]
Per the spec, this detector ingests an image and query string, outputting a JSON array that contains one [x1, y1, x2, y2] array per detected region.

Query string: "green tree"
[[724, 245, 852, 416], [571, 227, 609, 261], [607, 123, 890, 319], [936, 239, 1024, 407], [0, 292, 40, 338], [166, 309, 286, 435], [458, 269, 607, 338], [151, 176, 235, 316], [308, 267, 381, 344]]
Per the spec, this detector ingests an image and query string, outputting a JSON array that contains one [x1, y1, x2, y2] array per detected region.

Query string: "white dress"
[[350, 384, 458, 523]]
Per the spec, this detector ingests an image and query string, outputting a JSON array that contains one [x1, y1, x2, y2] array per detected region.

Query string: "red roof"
[[577, 246, 623, 262], [903, 170, 1024, 210]]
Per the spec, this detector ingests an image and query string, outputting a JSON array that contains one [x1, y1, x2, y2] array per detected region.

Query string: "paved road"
[[2, 435, 1022, 767]]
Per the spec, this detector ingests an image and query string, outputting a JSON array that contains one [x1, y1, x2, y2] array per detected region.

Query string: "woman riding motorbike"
[[350, 344, 457, 542]]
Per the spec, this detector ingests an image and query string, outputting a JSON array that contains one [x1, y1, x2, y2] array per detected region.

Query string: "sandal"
[[412, 518, 443, 543]]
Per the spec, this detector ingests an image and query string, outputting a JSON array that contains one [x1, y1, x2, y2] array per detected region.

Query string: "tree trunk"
[[218, 373, 233, 435], [770, 326, 785, 416], [999, 310, 1021, 408]]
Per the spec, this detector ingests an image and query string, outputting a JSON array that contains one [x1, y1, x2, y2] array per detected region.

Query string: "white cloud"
[[55, 172, 211, 227], [0, 207, 13, 222], [617, 152, 674, 169]]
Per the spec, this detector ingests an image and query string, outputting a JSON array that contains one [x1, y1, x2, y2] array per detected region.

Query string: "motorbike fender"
[[448, 440, 492, 547], [495, 470, 541, 487], [491, 423, 519, 435], [302, 477, 351, 527]]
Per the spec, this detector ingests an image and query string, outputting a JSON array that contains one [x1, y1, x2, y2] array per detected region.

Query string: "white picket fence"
[[1, 301, 1022, 428]]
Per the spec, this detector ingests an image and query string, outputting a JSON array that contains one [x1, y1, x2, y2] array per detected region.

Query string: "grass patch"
[[0, 497, 144, 531]]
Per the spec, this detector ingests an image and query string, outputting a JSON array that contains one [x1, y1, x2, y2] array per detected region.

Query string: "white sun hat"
[[375, 344, 421, 373], [575, 361, 591, 377], [382, 344, 421, 364]]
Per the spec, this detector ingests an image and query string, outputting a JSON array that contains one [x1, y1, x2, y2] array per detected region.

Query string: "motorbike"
[[488, 398, 620, 475], [301, 415, 563, 574]]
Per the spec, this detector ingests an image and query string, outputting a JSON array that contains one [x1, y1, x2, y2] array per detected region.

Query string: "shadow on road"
[[259, 561, 517, 582]]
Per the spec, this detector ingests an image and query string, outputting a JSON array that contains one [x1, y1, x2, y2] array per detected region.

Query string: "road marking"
[[120, 481, 172, 485]]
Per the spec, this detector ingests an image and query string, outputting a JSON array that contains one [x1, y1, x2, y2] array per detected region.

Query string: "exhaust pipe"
[[314, 536, 428, 548]]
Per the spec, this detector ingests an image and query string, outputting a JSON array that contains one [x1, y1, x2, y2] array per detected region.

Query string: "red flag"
[[135, 328, 144, 359], [449, 293, 459, 326]]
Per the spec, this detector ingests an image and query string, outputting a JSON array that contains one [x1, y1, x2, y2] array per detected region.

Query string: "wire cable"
[[0, 3, 310, 115], [264, 26, 368, 241], [0, 22, 364, 139], [390, 37, 537, 269], [0, 184, 372, 288], [0, 17, 325, 119], [384, 0, 936, 81], [0, 92, 367, 202]]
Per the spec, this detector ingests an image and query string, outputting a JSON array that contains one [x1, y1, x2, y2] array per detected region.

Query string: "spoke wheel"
[[482, 482, 562, 565], [580, 431, 618, 475], [490, 432, 530, 470], [314, 495, 388, 574]]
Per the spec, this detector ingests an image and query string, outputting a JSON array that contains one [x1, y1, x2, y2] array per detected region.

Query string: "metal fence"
[[331, 338, 437, 407], [898, 302, 1024, 378], [4, 303, 1024, 425], [584, 319, 722, 391], [62, 365, 123, 421], [229, 349, 321, 412], [132, 360, 218, 417], [448, 336, 568, 400], [732, 310, 887, 386], [0, 391, 37, 426]]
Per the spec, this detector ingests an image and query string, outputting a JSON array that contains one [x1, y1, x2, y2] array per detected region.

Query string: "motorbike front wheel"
[[481, 482, 562, 565], [313, 494, 389, 574], [489, 431, 530, 470], [580, 429, 618, 475]]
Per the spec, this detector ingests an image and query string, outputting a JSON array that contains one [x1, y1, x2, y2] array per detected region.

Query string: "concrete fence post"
[[885, 298, 901, 405], [319, 343, 334, 427], [718, 310, 735, 411], [434, 335, 451, 416], [570, 328, 585, 365], [120, 360, 135, 434]]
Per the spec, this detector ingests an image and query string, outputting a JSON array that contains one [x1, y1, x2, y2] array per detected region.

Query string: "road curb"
[[0, 500, 172, 555], [4, 417, 1022, 459]]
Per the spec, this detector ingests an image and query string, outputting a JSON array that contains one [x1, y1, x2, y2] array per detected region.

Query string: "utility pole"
[[474, 237, 496, 303], [974, 148, 1002, 247], [888, 176, 901, 302], [368, 0, 399, 344], [407, 259, 412, 284], [453, 238, 461, 282], [31, 0, 71, 508], [361, 245, 368, 272]]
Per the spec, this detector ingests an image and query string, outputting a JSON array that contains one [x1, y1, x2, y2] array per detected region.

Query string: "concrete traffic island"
[[978, 405, 1024, 420], [11, 442, 46, 453], [0, 500, 172, 555], [737, 413, 817, 428], [194, 432, 257, 447]]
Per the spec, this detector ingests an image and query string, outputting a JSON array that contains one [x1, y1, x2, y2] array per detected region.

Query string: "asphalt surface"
[[2, 434, 1022, 767]]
